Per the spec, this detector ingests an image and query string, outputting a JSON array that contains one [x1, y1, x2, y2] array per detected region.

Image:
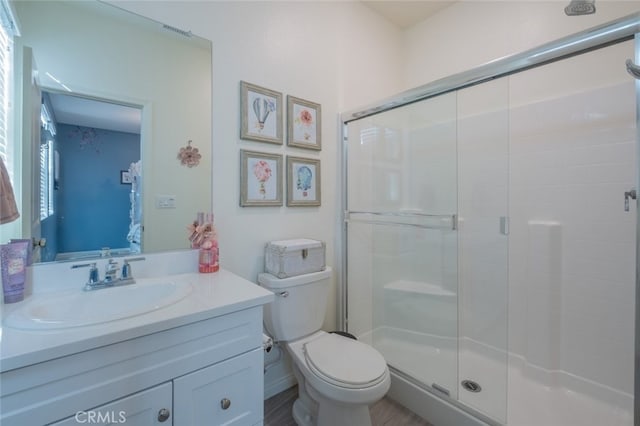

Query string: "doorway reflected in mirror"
[[39, 92, 142, 262]]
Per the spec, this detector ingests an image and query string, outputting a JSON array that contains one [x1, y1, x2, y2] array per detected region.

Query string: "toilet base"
[[291, 390, 374, 426], [292, 398, 314, 426], [307, 383, 373, 426]]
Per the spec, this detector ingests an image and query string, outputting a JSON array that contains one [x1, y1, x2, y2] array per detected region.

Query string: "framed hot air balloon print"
[[240, 150, 283, 207], [287, 156, 321, 207], [287, 95, 321, 150], [240, 81, 283, 144]]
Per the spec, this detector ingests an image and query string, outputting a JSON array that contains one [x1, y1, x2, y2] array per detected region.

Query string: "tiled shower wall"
[[459, 38, 637, 395], [506, 40, 637, 393]]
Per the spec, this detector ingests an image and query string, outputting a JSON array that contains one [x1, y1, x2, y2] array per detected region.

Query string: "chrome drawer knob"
[[157, 408, 171, 422], [221, 398, 231, 410]]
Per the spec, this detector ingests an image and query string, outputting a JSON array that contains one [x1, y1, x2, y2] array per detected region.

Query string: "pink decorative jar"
[[198, 234, 219, 273]]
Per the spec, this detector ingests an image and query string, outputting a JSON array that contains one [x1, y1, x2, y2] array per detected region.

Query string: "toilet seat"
[[303, 333, 387, 389]]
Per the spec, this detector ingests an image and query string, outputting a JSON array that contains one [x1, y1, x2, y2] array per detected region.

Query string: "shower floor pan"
[[367, 327, 632, 426]]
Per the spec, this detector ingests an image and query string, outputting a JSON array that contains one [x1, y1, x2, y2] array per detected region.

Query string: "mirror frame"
[[9, 0, 213, 263]]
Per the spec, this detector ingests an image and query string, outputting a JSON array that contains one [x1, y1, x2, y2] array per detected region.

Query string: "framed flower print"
[[240, 81, 283, 144], [287, 156, 320, 207], [287, 95, 321, 150], [240, 150, 283, 207]]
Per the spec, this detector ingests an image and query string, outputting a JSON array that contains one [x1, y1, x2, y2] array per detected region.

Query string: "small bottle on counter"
[[198, 233, 219, 273]]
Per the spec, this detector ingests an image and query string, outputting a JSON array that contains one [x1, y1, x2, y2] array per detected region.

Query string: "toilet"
[[259, 267, 390, 426]]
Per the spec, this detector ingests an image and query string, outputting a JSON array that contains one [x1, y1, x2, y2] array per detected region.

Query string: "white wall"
[[403, 1, 640, 89], [112, 0, 404, 398]]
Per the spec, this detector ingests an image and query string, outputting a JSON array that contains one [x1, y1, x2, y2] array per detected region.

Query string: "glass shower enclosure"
[[344, 81, 509, 423], [342, 13, 639, 426]]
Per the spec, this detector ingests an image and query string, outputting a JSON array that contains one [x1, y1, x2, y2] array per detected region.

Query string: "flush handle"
[[278, 291, 289, 298], [624, 188, 636, 212], [301, 248, 308, 259]]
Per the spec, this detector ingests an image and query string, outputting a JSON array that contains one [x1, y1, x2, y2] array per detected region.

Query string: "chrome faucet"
[[72, 257, 146, 291], [104, 259, 119, 283]]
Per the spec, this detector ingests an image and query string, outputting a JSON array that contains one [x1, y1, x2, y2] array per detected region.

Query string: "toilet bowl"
[[286, 330, 390, 426], [258, 268, 390, 426]]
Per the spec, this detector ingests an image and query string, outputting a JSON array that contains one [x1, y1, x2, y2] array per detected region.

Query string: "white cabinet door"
[[51, 382, 172, 426], [173, 348, 263, 426]]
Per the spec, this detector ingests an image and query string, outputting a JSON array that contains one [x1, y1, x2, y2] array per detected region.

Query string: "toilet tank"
[[258, 267, 332, 341]]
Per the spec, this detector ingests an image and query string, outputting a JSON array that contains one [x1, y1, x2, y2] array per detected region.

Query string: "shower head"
[[564, 0, 596, 16]]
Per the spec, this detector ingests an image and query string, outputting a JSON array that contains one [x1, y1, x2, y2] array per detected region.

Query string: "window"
[[40, 103, 56, 220], [39, 140, 54, 220], [0, 0, 13, 182]]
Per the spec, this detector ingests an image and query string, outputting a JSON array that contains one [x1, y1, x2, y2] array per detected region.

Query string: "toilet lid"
[[303, 333, 387, 389]]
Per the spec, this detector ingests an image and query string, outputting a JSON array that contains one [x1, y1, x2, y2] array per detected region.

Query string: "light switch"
[[156, 195, 177, 209]]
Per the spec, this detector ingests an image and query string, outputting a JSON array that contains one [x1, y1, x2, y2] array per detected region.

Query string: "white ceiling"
[[47, 92, 142, 135], [361, 1, 456, 29]]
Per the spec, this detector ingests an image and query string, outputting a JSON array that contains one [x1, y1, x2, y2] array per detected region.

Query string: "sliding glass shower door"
[[344, 83, 510, 423], [345, 92, 461, 397]]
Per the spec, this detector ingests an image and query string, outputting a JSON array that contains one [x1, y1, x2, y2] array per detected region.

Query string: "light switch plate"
[[156, 195, 177, 209]]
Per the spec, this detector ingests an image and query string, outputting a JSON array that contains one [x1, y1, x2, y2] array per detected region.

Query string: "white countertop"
[[0, 269, 274, 372]]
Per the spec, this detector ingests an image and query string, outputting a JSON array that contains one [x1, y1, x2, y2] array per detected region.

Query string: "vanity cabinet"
[[1, 307, 265, 426], [51, 382, 173, 426]]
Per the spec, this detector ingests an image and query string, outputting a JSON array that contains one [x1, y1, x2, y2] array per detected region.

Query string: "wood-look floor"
[[264, 386, 433, 426]]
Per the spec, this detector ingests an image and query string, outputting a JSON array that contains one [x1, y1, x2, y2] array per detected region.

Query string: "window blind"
[[0, 16, 11, 181], [0, 0, 17, 187], [39, 140, 53, 220]]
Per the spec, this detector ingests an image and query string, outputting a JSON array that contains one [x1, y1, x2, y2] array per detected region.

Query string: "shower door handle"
[[626, 59, 640, 79], [624, 188, 636, 212]]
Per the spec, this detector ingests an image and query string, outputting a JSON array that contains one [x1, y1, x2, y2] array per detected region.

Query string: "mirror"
[[10, 0, 212, 263]]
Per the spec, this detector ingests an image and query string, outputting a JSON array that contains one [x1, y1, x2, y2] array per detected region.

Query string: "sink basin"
[[4, 280, 193, 330]]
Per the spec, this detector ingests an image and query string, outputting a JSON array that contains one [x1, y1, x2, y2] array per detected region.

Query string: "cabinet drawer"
[[51, 382, 173, 426], [173, 348, 263, 426]]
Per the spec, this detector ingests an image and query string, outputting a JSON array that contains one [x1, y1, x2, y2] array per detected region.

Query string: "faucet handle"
[[71, 262, 99, 284], [122, 256, 145, 279], [88, 263, 99, 283]]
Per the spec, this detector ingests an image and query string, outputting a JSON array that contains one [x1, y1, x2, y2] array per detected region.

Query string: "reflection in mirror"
[[7, 0, 212, 263], [39, 92, 142, 262]]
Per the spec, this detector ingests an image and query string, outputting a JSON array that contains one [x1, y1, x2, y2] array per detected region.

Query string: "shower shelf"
[[344, 210, 457, 230]]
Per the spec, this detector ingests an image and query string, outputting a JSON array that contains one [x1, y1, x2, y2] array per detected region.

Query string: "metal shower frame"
[[339, 11, 640, 425]]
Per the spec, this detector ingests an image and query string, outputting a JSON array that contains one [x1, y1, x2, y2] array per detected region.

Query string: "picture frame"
[[120, 170, 132, 184], [240, 81, 283, 144], [240, 150, 283, 207], [287, 95, 321, 150], [287, 156, 321, 207]]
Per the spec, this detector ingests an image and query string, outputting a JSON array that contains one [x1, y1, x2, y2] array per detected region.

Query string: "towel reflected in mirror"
[[0, 157, 19, 224]]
